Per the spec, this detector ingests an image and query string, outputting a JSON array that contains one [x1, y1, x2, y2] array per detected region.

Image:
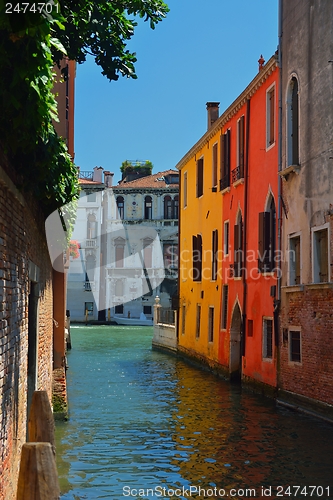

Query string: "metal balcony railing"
[[157, 308, 175, 325], [231, 165, 244, 183]]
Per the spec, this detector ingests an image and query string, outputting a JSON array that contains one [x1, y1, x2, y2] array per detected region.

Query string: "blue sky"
[[74, 0, 278, 185]]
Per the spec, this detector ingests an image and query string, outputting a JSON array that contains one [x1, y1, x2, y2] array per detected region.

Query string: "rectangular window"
[[266, 85, 275, 147], [208, 307, 214, 342], [313, 227, 329, 283], [289, 330, 301, 362], [143, 305, 152, 315], [87, 192, 96, 202], [289, 235, 301, 285], [247, 319, 253, 337], [115, 304, 124, 314], [224, 221, 229, 256], [84, 302, 93, 316], [115, 245, 124, 268], [181, 305, 186, 335], [196, 158, 204, 197], [212, 229, 218, 281], [221, 285, 228, 330], [220, 130, 230, 190], [196, 304, 201, 338], [183, 172, 187, 208], [143, 245, 152, 268], [212, 143, 218, 189], [192, 234, 202, 281], [263, 318, 273, 359], [115, 280, 124, 296], [237, 115, 245, 177]]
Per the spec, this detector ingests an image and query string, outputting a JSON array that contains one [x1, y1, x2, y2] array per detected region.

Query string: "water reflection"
[[55, 326, 333, 499]]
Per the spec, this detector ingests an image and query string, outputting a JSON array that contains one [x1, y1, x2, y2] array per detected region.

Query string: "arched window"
[[287, 76, 299, 166], [144, 196, 152, 219], [164, 196, 172, 219], [116, 196, 124, 219], [87, 214, 97, 239], [234, 211, 243, 277], [173, 195, 179, 219], [258, 195, 276, 272]]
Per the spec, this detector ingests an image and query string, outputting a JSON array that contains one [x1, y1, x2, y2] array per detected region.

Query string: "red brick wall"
[[279, 287, 333, 405], [0, 170, 54, 500]]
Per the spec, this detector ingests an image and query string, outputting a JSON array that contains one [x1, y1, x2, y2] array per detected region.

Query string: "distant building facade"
[[66, 166, 179, 322], [107, 167, 179, 321]]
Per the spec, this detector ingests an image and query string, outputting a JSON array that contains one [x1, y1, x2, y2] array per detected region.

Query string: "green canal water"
[[55, 325, 333, 499]]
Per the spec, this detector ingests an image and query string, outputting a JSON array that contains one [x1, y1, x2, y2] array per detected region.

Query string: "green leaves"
[[52, 0, 169, 81], [0, 8, 79, 216]]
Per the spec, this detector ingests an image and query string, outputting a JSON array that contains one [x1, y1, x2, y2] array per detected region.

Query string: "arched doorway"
[[229, 302, 242, 381]]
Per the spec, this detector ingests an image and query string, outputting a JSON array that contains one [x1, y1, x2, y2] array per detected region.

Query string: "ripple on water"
[[56, 326, 333, 499]]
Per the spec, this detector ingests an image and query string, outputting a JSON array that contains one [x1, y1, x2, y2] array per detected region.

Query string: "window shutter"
[[220, 134, 225, 180], [269, 89, 275, 145], [234, 224, 239, 276], [258, 212, 271, 271], [291, 78, 299, 165], [239, 116, 244, 176]]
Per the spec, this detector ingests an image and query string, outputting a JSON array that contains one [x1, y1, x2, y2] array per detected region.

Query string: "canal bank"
[[56, 325, 333, 499]]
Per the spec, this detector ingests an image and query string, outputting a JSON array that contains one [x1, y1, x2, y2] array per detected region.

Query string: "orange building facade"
[[177, 55, 279, 391], [219, 56, 279, 390]]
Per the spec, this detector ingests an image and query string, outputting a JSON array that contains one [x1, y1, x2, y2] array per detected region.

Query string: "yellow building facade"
[[176, 103, 223, 369]]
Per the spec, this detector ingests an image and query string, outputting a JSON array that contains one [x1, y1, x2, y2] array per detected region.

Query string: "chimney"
[[206, 102, 220, 130], [93, 166, 103, 183], [258, 54, 265, 71], [104, 171, 114, 187]]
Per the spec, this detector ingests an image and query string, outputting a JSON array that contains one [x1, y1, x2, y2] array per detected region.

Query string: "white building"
[[66, 165, 179, 322], [66, 167, 112, 321], [107, 166, 179, 321]]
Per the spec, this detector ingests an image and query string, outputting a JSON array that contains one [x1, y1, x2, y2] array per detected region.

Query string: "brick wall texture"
[[280, 286, 333, 405], [0, 174, 54, 500]]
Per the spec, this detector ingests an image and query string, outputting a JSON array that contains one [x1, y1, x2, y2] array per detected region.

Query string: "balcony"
[[82, 239, 97, 248], [219, 174, 230, 191], [231, 166, 244, 184]]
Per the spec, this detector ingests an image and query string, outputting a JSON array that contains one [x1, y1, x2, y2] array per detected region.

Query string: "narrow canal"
[[55, 326, 333, 499]]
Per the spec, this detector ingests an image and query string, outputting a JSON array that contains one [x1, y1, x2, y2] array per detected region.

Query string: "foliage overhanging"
[[0, 0, 168, 217]]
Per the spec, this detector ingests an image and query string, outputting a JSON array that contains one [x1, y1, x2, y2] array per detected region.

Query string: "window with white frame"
[[289, 234, 301, 285], [263, 317, 273, 359], [208, 307, 214, 342], [183, 172, 187, 208], [312, 225, 329, 283], [224, 220, 229, 256], [266, 84, 275, 148], [289, 329, 301, 363], [196, 304, 201, 338], [221, 285, 228, 330], [196, 158, 204, 197], [287, 76, 299, 166], [181, 305, 186, 335], [212, 143, 218, 189]]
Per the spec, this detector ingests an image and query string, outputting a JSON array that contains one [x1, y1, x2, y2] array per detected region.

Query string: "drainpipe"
[[276, 0, 283, 349], [242, 98, 251, 357]]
